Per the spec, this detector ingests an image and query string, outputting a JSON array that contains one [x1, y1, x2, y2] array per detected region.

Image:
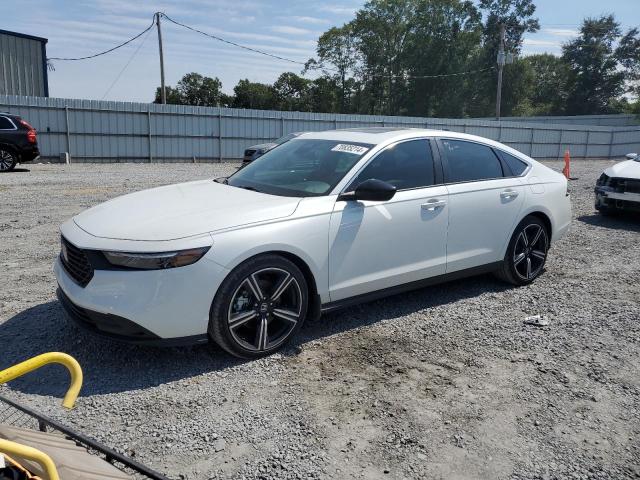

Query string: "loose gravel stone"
[[0, 160, 638, 479]]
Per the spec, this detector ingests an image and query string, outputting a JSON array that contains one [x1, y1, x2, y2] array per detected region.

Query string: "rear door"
[[437, 138, 526, 273]]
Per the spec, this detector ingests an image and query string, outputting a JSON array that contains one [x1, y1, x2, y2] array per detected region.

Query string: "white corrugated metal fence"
[[1, 95, 638, 162]]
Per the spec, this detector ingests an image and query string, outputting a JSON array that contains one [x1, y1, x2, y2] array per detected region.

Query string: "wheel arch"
[[0, 142, 18, 154], [220, 248, 322, 322], [500, 208, 554, 259], [527, 211, 552, 239], [271, 250, 321, 321]]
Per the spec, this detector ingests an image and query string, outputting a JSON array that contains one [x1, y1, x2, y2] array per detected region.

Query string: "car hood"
[[73, 180, 301, 241], [604, 159, 640, 179], [249, 142, 277, 153]]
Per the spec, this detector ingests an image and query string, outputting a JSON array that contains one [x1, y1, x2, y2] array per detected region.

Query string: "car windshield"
[[228, 139, 373, 197]]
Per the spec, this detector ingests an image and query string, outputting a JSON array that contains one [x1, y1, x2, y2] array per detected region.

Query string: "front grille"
[[60, 236, 94, 287], [621, 179, 640, 194]]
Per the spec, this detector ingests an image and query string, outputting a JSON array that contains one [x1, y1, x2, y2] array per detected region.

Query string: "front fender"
[[209, 213, 332, 302]]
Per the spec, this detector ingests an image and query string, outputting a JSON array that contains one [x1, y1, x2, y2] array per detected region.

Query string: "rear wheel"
[[209, 254, 308, 358], [495, 215, 549, 286], [0, 148, 17, 172]]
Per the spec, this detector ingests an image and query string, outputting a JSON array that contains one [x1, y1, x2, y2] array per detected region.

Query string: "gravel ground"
[[0, 160, 639, 480]]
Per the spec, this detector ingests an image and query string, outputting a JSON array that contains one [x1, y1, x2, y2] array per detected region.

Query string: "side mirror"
[[339, 178, 397, 202], [625, 153, 638, 161]]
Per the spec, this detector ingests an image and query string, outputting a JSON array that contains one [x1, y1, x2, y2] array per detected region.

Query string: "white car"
[[55, 129, 571, 358], [595, 153, 640, 214]]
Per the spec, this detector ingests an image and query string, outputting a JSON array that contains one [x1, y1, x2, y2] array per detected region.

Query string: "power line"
[[160, 12, 495, 80], [101, 25, 153, 100], [160, 13, 306, 67], [48, 18, 156, 61]]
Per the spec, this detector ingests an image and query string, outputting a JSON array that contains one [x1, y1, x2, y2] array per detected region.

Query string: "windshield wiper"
[[236, 185, 261, 192], [214, 177, 228, 184]]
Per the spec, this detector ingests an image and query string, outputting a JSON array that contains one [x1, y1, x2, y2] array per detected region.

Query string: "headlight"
[[103, 247, 210, 270], [596, 173, 609, 186]]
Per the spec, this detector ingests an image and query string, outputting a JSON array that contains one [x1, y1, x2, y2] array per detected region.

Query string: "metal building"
[[0, 29, 49, 97]]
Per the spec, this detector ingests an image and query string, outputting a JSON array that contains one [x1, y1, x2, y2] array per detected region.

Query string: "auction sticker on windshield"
[[331, 144, 369, 155]]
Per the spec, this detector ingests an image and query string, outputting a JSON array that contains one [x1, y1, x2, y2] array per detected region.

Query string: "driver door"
[[328, 139, 449, 302]]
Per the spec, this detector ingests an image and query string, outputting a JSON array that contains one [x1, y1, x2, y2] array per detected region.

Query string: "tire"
[[0, 148, 17, 172], [209, 254, 309, 358], [495, 215, 549, 286], [595, 204, 616, 216]]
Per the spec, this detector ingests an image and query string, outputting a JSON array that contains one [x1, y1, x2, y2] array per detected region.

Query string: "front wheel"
[[0, 148, 17, 172], [209, 254, 308, 358], [495, 216, 549, 286]]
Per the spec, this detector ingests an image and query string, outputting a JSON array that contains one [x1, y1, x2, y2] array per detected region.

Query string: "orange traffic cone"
[[562, 149, 571, 179]]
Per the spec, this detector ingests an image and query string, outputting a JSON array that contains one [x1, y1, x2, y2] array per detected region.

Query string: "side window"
[[497, 150, 529, 176], [0, 116, 15, 130], [349, 139, 435, 190], [441, 139, 504, 183]]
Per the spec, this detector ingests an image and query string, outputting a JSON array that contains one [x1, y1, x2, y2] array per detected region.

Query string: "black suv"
[[0, 112, 39, 172]]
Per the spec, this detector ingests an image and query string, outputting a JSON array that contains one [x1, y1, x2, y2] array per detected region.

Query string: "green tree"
[[307, 24, 360, 113], [273, 72, 312, 111], [177, 73, 224, 106], [520, 54, 569, 115], [308, 77, 340, 113], [154, 73, 224, 106], [350, 0, 418, 115], [615, 27, 640, 98], [232, 79, 278, 110], [466, 0, 540, 117], [153, 85, 183, 104], [562, 16, 626, 114], [403, 0, 482, 117]]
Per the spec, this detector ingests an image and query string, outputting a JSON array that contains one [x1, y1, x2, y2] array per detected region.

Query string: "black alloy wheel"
[[0, 148, 17, 172], [496, 215, 549, 286], [209, 254, 308, 358]]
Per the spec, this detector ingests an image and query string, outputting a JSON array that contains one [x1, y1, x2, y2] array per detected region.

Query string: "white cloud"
[[284, 15, 330, 25], [543, 28, 579, 38], [318, 5, 358, 16], [270, 25, 314, 36], [523, 38, 561, 47]]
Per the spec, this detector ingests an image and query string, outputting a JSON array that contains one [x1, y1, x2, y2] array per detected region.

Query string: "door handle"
[[500, 189, 519, 199], [421, 199, 447, 211]]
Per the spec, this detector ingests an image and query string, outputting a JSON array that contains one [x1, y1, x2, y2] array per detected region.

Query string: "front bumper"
[[57, 287, 207, 346], [54, 240, 229, 344], [595, 186, 640, 212]]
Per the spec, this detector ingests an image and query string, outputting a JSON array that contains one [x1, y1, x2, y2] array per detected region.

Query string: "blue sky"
[[3, 0, 639, 102]]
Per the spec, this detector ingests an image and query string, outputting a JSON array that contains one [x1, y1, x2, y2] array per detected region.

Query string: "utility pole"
[[156, 12, 166, 104], [495, 22, 506, 119]]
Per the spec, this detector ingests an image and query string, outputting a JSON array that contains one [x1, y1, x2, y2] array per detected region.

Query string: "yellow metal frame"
[[0, 352, 83, 479], [0, 439, 58, 480], [0, 352, 83, 409]]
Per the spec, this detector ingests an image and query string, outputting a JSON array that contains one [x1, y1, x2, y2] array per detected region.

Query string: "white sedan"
[[595, 153, 640, 214], [55, 129, 571, 358]]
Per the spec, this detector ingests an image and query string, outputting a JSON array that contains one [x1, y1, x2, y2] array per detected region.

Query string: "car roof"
[[295, 127, 487, 145]]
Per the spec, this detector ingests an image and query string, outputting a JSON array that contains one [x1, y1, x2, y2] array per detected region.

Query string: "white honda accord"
[[55, 128, 571, 358]]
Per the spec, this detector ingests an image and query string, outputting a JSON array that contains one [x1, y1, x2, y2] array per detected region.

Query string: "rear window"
[[442, 139, 504, 183], [497, 150, 529, 176], [0, 116, 15, 129]]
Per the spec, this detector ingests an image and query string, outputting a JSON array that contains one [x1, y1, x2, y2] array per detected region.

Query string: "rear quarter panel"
[[521, 163, 571, 244]]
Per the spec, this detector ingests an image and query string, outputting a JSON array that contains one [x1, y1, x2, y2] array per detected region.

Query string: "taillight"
[[19, 120, 37, 144]]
